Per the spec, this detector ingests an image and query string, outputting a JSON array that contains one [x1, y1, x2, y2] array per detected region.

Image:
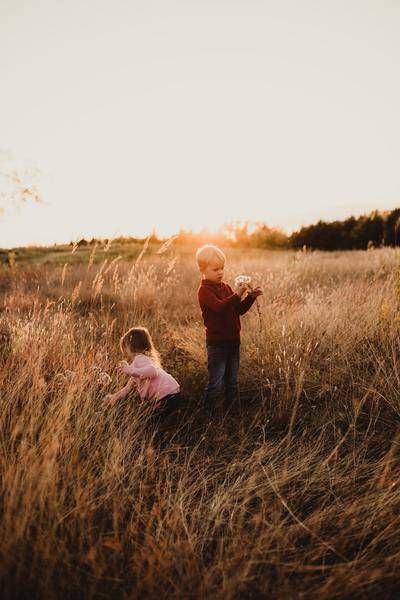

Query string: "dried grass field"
[[1, 245, 400, 599]]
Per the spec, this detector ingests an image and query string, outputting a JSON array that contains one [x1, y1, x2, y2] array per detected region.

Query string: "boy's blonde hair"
[[196, 244, 226, 272], [120, 326, 161, 364]]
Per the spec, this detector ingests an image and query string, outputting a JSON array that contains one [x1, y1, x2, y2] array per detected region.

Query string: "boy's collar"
[[202, 278, 223, 286]]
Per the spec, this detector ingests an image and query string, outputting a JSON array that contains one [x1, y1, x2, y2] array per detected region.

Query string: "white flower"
[[234, 275, 251, 286]]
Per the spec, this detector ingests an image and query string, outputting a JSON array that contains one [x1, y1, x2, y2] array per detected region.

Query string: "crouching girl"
[[105, 327, 181, 438]]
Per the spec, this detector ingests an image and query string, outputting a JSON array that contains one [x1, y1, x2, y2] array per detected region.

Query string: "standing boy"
[[196, 244, 263, 414]]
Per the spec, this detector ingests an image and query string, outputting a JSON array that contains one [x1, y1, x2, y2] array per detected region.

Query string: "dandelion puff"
[[98, 372, 112, 385], [234, 275, 252, 286]]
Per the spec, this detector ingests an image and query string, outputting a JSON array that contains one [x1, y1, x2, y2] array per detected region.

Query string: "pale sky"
[[1, 0, 400, 248]]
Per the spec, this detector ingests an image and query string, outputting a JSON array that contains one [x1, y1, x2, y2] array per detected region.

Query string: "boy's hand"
[[249, 286, 263, 298], [234, 281, 248, 297]]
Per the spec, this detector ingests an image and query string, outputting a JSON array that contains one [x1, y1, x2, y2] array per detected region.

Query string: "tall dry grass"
[[1, 247, 400, 599]]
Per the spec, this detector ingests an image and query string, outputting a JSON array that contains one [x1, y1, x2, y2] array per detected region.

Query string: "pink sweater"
[[125, 354, 180, 403]]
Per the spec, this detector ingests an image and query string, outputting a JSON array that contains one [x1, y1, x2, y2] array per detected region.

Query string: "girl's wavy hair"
[[120, 326, 161, 364]]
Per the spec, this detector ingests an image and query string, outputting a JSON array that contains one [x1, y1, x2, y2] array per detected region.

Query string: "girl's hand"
[[118, 360, 131, 375]]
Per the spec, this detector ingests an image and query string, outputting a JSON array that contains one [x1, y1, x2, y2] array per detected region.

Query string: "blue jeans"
[[204, 342, 240, 412]]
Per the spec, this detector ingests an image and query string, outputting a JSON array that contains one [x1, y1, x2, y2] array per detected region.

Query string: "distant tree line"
[[290, 209, 400, 250], [69, 208, 400, 252]]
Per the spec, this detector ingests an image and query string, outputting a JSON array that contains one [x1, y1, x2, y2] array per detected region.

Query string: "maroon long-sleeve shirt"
[[197, 279, 256, 344]]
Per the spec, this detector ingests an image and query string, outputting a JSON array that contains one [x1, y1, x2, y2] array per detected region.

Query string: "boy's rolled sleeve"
[[237, 293, 256, 315]]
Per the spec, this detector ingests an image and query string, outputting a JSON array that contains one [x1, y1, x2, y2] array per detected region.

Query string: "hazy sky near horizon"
[[1, 0, 400, 247]]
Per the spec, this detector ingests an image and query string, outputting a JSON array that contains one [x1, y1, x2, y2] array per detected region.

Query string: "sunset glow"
[[1, 1, 400, 248]]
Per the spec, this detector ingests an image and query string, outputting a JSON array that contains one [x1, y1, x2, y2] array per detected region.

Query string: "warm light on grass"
[[1, 246, 400, 598]]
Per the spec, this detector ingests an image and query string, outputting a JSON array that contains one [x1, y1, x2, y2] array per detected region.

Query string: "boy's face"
[[202, 260, 224, 283]]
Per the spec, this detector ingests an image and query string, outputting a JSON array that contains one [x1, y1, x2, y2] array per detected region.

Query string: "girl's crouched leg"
[[151, 393, 183, 448]]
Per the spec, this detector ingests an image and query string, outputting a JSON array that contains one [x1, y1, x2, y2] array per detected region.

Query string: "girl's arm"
[[120, 359, 158, 379], [104, 378, 136, 406]]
